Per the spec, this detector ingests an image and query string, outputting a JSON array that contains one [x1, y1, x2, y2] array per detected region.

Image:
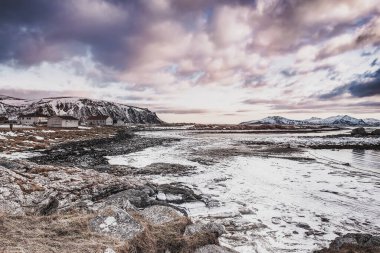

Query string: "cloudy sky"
[[0, 0, 379, 123]]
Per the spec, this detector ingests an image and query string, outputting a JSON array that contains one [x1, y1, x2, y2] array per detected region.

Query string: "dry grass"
[[0, 210, 220, 253], [0, 212, 125, 253], [124, 211, 219, 253], [0, 127, 120, 153]]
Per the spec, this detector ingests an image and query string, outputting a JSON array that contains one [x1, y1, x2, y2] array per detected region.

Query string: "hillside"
[[0, 96, 163, 124]]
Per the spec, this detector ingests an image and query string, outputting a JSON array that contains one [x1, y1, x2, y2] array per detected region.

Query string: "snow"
[[0, 96, 162, 124], [0, 124, 34, 129], [0, 151, 40, 159], [242, 115, 377, 126], [107, 130, 380, 252]]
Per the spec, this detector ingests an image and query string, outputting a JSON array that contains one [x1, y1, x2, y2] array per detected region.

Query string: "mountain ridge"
[[241, 115, 380, 126], [0, 95, 163, 124]]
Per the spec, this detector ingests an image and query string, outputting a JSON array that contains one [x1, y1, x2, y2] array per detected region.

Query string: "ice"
[[107, 130, 380, 252]]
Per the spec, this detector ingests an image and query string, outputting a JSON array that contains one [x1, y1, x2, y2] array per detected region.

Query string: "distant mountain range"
[[240, 115, 380, 126], [0, 95, 163, 124]]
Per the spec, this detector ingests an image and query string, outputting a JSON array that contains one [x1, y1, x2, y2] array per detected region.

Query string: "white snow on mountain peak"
[[0, 95, 163, 124], [242, 115, 379, 126]]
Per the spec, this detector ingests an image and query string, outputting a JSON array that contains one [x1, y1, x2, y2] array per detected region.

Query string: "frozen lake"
[[107, 130, 380, 253]]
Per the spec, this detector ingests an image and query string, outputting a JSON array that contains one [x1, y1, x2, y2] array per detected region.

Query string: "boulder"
[[89, 206, 142, 240], [350, 127, 367, 136], [140, 205, 184, 225], [371, 129, 380, 136], [329, 233, 380, 250], [184, 221, 226, 237], [315, 233, 380, 252], [194, 245, 238, 253]]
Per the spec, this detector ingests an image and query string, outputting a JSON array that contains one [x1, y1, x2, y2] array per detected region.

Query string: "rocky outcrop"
[[315, 233, 380, 253], [351, 127, 367, 136], [0, 158, 233, 252]]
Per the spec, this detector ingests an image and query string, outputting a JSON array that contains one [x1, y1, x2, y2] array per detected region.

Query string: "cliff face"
[[0, 96, 163, 124]]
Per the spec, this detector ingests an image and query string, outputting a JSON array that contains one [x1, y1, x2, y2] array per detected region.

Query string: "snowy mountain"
[[313, 115, 366, 126], [0, 95, 163, 124], [241, 115, 379, 126], [363, 118, 380, 126], [241, 116, 306, 125]]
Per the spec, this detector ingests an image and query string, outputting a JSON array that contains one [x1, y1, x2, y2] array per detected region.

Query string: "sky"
[[0, 0, 379, 123]]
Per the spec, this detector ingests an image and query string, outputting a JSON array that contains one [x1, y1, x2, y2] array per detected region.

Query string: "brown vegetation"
[[0, 126, 120, 153], [0, 211, 220, 253]]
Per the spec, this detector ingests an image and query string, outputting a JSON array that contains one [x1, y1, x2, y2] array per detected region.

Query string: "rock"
[[184, 222, 225, 237], [89, 206, 142, 240], [140, 205, 184, 225], [296, 222, 311, 230], [194, 245, 238, 253], [104, 248, 116, 253], [238, 207, 255, 215], [350, 127, 367, 136], [371, 129, 380, 136], [140, 163, 195, 176], [329, 233, 380, 250], [315, 233, 380, 252], [38, 197, 59, 215]]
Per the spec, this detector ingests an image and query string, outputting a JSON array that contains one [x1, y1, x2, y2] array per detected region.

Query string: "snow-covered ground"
[[107, 130, 380, 253]]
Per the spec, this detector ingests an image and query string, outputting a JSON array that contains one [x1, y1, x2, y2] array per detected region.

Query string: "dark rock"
[[351, 127, 367, 136], [315, 233, 380, 252], [321, 217, 330, 223], [39, 197, 59, 215], [296, 222, 311, 230], [371, 129, 380, 136]]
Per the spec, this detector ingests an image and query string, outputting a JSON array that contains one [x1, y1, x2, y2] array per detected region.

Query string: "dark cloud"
[[348, 69, 380, 97], [318, 69, 380, 99], [280, 69, 297, 77]]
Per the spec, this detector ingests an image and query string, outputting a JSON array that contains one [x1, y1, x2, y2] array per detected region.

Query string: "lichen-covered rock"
[[194, 244, 238, 253], [184, 221, 226, 237], [89, 206, 142, 240], [140, 205, 183, 225], [0, 158, 143, 215]]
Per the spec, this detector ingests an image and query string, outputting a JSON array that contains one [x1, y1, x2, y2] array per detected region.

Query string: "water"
[[107, 130, 380, 253], [310, 149, 380, 172]]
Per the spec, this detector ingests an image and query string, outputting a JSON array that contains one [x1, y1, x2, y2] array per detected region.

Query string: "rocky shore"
[[0, 157, 233, 253], [29, 129, 179, 168], [1, 128, 379, 252]]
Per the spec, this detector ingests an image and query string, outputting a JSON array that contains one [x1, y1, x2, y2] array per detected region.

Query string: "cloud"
[[0, 88, 90, 100], [318, 68, 380, 99], [316, 16, 380, 60], [154, 108, 210, 114]]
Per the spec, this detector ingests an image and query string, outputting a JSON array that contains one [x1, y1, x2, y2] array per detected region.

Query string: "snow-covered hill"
[[241, 116, 307, 125], [241, 115, 379, 126], [0, 96, 163, 124]]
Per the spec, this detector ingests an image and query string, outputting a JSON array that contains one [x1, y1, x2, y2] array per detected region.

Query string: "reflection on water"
[[310, 149, 380, 171]]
